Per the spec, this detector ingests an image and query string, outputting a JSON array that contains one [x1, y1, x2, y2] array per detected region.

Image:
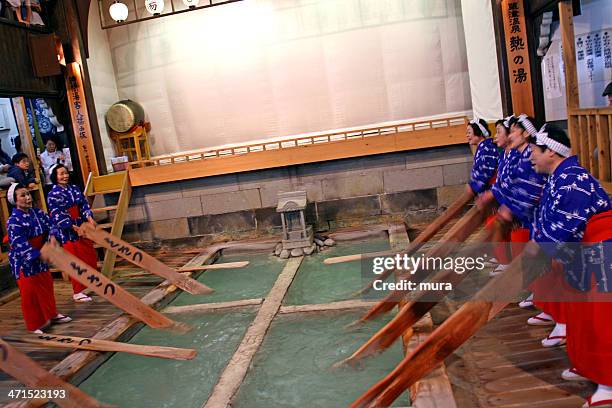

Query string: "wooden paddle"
[[338, 217, 509, 366], [349, 246, 547, 408], [5, 333, 197, 361], [116, 261, 251, 278], [353, 200, 494, 325], [324, 189, 474, 266], [75, 223, 213, 295], [40, 242, 181, 331], [0, 339, 112, 408]]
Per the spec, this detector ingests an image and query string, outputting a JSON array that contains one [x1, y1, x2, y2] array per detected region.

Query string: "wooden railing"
[[568, 107, 612, 193], [128, 116, 469, 169]]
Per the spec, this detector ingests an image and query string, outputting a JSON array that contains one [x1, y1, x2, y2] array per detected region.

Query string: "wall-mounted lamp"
[[109, 0, 129, 22]]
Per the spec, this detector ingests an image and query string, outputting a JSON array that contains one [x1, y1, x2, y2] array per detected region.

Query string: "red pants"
[[566, 210, 612, 385], [17, 270, 58, 331], [485, 214, 511, 264], [63, 238, 98, 294], [531, 262, 568, 323]]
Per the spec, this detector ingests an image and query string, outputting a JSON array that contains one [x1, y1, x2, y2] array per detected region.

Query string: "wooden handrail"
[[127, 116, 469, 170]]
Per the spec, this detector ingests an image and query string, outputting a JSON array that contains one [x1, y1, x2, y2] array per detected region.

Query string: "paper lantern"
[[145, 0, 164, 15], [109, 1, 128, 22]]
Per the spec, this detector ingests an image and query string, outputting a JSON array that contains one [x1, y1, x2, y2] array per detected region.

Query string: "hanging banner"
[[501, 0, 534, 117], [65, 62, 99, 180]]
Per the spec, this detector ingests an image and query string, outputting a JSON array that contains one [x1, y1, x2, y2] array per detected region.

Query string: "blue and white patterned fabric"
[[47, 184, 93, 245], [531, 156, 611, 291], [491, 145, 546, 228], [468, 138, 499, 194], [8, 208, 56, 280]]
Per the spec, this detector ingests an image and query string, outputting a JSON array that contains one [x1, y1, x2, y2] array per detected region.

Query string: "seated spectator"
[[8, 153, 38, 189]]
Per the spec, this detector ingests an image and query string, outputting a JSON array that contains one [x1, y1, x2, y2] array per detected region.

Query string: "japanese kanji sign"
[[65, 63, 99, 180], [502, 0, 534, 116]]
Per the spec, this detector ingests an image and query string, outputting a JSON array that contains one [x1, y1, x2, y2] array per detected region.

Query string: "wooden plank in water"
[[5, 334, 197, 361], [278, 300, 376, 314], [203, 257, 304, 408], [0, 339, 107, 408], [163, 299, 263, 314]]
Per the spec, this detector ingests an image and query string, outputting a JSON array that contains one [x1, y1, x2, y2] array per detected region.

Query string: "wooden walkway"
[[0, 247, 201, 406]]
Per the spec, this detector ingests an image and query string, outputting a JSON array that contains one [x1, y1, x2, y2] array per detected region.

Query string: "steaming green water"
[[79, 311, 254, 408], [170, 252, 286, 306], [233, 312, 408, 408], [283, 237, 390, 305]]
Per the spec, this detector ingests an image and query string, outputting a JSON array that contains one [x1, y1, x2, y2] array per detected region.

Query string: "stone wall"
[[118, 145, 473, 242]]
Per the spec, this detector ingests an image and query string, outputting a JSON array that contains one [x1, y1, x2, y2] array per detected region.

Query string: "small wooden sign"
[[501, 0, 535, 117], [65, 62, 99, 180]]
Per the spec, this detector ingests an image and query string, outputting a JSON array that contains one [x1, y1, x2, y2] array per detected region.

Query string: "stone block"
[[259, 181, 296, 207], [149, 218, 190, 240], [381, 190, 438, 214], [383, 167, 443, 193], [255, 207, 282, 231], [201, 189, 261, 215], [295, 180, 323, 202], [181, 174, 240, 197], [437, 184, 467, 209], [321, 173, 383, 200], [188, 211, 256, 235], [237, 168, 292, 190], [144, 196, 202, 221], [125, 204, 146, 223], [404, 145, 472, 169], [122, 221, 153, 242], [443, 162, 472, 186], [317, 196, 381, 221], [132, 183, 182, 204]]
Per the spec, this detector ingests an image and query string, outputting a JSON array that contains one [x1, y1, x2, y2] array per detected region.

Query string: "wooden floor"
[[0, 247, 201, 406]]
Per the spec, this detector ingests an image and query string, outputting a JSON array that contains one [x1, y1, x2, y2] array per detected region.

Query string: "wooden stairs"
[[84, 171, 132, 278]]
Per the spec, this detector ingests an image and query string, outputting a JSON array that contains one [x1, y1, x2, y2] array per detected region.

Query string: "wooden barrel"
[[105, 100, 145, 133]]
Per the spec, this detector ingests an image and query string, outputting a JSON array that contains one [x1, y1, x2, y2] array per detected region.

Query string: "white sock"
[[591, 384, 612, 404], [548, 323, 566, 338]]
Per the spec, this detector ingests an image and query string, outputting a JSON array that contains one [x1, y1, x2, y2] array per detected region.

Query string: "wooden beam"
[[559, 1, 579, 110], [6, 333, 197, 361], [128, 124, 467, 187], [500, 0, 535, 116], [163, 299, 263, 314]]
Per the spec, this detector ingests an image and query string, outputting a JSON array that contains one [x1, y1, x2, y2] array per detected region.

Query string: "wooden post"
[[501, 0, 535, 116], [559, 0, 581, 158], [65, 62, 99, 181]]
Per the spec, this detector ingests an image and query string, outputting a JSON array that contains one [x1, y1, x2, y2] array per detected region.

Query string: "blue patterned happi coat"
[[468, 138, 499, 195], [47, 184, 93, 245]]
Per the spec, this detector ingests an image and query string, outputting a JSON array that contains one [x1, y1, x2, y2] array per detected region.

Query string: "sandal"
[[527, 313, 554, 326], [51, 314, 72, 324], [582, 397, 612, 407], [518, 293, 534, 309], [562, 368, 588, 382], [73, 293, 92, 302], [542, 335, 566, 348]]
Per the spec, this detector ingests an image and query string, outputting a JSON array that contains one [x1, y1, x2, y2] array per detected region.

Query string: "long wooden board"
[[0, 339, 109, 408], [40, 243, 179, 330], [5, 334, 196, 361], [76, 223, 213, 295]]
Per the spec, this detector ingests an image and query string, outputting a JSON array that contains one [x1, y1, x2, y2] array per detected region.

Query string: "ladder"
[[84, 171, 132, 278]]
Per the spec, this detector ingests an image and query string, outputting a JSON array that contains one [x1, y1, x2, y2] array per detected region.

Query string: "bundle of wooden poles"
[[324, 188, 548, 408]]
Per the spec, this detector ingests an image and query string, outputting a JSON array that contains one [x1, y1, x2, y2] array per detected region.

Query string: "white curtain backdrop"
[[97, 0, 472, 156], [460, 0, 503, 120]]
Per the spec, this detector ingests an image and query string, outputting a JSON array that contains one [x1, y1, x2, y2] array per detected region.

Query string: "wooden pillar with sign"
[[501, 0, 535, 117], [65, 62, 99, 181]]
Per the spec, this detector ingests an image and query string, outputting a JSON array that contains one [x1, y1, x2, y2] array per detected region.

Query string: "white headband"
[[517, 114, 538, 137], [503, 115, 515, 129], [534, 126, 572, 158], [49, 163, 60, 178], [7, 183, 19, 205], [469, 117, 490, 137]]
